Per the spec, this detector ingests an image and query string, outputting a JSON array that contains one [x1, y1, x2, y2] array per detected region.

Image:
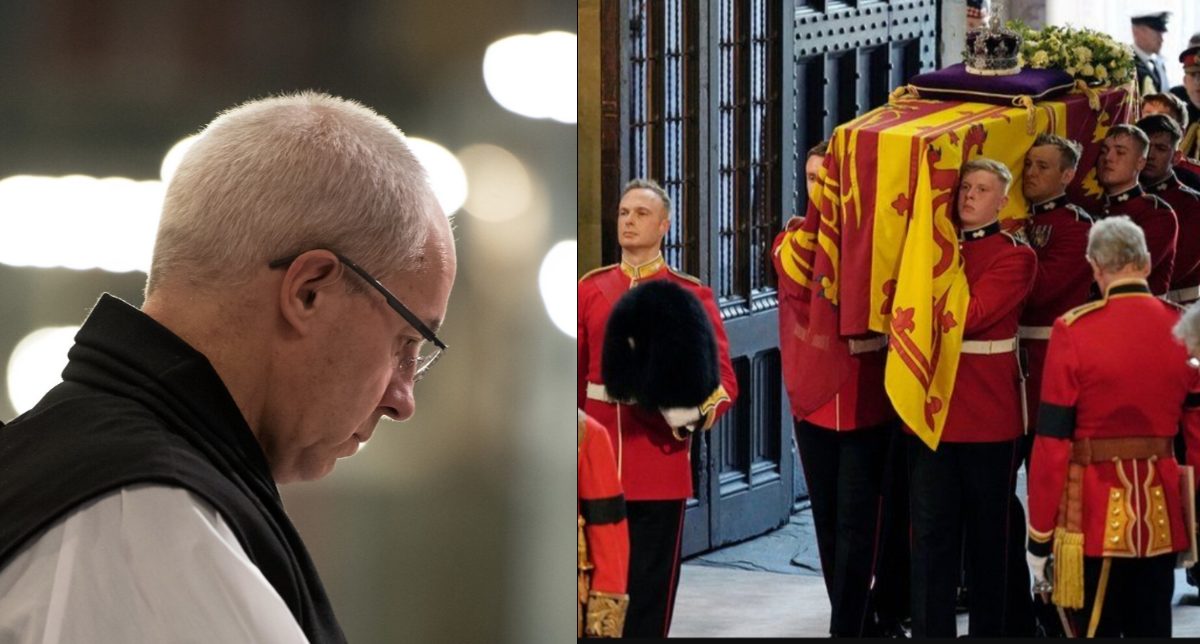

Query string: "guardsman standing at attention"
[[577, 178, 738, 638], [1137, 114, 1200, 306], [1096, 124, 1178, 296], [907, 158, 1036, 637], [1019, 134, 1094, 436], [578, 410, 630, 639], [1026, 216, 1200, 638]]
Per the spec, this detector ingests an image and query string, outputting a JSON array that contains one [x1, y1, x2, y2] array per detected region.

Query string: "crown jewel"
[[964, 1, 1022, 76]]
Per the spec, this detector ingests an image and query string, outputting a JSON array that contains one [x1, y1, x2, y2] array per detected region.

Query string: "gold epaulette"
[[667, 266, 702, 285], [579, 264, 618, 283], [1060, 300, 1106, 326]]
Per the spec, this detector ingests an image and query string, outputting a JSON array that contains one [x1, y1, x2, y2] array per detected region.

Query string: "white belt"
[[848, 336, 888, 354], [1018, 325, 1052, 341], [586, 382, 623, 404], [1166, 285, 1200, 304], [960, 337, 1018, 355]]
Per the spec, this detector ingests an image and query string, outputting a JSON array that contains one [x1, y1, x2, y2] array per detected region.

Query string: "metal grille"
[[716, 0, 779, 306], [627, 0, 699, 274]]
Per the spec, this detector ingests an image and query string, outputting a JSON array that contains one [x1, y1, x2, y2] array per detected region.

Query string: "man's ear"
[[277, 251, 344, 334], [1062, 166, 1077, 186]]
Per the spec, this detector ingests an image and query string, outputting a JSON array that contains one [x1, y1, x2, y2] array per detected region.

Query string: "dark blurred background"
[[0, 1, 575, 642]]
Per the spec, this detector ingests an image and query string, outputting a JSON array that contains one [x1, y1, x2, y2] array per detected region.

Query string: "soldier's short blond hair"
[[147, 91, 438, 295], [961, 157, 1013, 194], [1086, 216, 1150, 273]]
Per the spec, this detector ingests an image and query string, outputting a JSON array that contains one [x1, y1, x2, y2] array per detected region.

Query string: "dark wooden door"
[[598, 0, 937, 557]]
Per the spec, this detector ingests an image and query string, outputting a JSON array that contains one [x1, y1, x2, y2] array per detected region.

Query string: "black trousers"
[[624, 499, 686, 637], [907, 436, 1033, 637], [795, 419, 903, 636], [1077, 554, 1175, 637]]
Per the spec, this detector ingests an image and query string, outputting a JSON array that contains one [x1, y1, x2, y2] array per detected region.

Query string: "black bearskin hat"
[[601, 280, 720, 409]]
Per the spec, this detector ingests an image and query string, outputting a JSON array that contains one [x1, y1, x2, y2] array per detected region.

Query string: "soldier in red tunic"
[[1026, 216, 1200, 637], [1019, 134, 1094, 436], [907, 158, 1036, 637], [1141, 92, 1200, 191], [1138, 114, 1200, 306], [1096, 124, 1178, 295], [577, 178, 738, 637], [771, 140, 907, 637], [578, 410, 630, 638]]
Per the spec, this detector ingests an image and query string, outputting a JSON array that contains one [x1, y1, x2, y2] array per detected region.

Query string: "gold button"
[[1111, 535, 1121, 543], [1155, 489, 1163, 497], [1112, 507, 1122, 516], [1159, 518, 1166, 525], [1157, 505, 1165, 512], [1111, 521, 1121, 529], [1111, 490, 1122, 499]]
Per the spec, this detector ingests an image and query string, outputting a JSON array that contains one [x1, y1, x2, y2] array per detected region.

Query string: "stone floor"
[[669, 471, 1200, 638]]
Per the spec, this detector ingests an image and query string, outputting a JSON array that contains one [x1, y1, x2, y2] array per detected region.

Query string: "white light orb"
[[406, 137, 468, 215], [538, 240, 577, 337], [6, 326, 80, 415], [160, 134, 201, 184], [483, 31, 577, 124]]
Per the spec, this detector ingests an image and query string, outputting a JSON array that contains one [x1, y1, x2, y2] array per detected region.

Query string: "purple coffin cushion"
[[906, 63, 1076, 105]]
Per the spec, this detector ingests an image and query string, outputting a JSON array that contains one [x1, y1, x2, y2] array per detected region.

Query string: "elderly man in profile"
[[0, 92, 456, 643]]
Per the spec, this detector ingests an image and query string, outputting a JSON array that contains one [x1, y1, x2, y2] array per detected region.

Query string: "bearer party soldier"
[[1018, 133, 1094, 436], [1137, 114, 1200, 306], [577, 178, 738, 638], [907, 158, 1035, 637], [1096, 124, 1178, 295]]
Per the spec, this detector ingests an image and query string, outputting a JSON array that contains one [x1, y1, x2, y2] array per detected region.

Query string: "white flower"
[[1081, 63, 1095, 76], [1074, 47, 1092, 64], [1031, 50, 1050, 68], [1095, 65, 1108, 80]]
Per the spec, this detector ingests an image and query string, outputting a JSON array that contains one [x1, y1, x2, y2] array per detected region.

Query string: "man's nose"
[[380, 371, 416, 422]]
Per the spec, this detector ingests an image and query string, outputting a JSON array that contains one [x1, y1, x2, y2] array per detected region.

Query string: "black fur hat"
[[601, 280, 720, 409]]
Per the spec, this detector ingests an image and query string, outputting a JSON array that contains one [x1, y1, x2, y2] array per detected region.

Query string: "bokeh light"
[[458, 143, 533, 222], [0, 175, 164, 273], [538, 240, 576, 337], [483, 31, 576, 124], [6, 326, 79, 415], [407, 136, 468, 215]]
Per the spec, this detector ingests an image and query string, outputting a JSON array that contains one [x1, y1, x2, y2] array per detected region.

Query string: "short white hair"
[[1086, 216, 1150, 273], [147, 91, 438, 295], [1175, 303, 1200, 357]]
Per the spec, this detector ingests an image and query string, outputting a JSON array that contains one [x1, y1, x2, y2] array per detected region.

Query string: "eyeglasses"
[[268, 251, 447, 381]]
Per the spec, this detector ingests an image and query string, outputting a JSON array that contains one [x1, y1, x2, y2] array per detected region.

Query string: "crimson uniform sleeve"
[[1027, 318, 1079, 555], [1025, 222, 1092, 316], [693, 285, 738, 429], [1184, 367, 1200, 478], [1144, 204, 1179, 295], [965, 245, 1037, 333], [579, 419, 629, 595]]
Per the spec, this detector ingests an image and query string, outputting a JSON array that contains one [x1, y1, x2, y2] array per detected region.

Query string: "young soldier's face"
[[1185, 69, 1200, 108], [957, 170, 1008, 228], [616, 188, 670, 254], [805, 154, 824, 197], [1097, 134, 1147, 190], [1022, 145, 1074, 205], [1142, 132, 1176, 185]]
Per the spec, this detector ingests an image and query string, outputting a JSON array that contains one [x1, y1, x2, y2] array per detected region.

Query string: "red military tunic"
[[577, 254, 738, 500], [1101, 184, 1178, 295], [578, 411, 629, 638], [771, 223, 894, 431], [1027, 280, 1200, 559], [911, 221, 1036, 443], [1146, 173, 1200, 303], [1019, 195, 1094, 434], [578, 411, 629, 597]]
